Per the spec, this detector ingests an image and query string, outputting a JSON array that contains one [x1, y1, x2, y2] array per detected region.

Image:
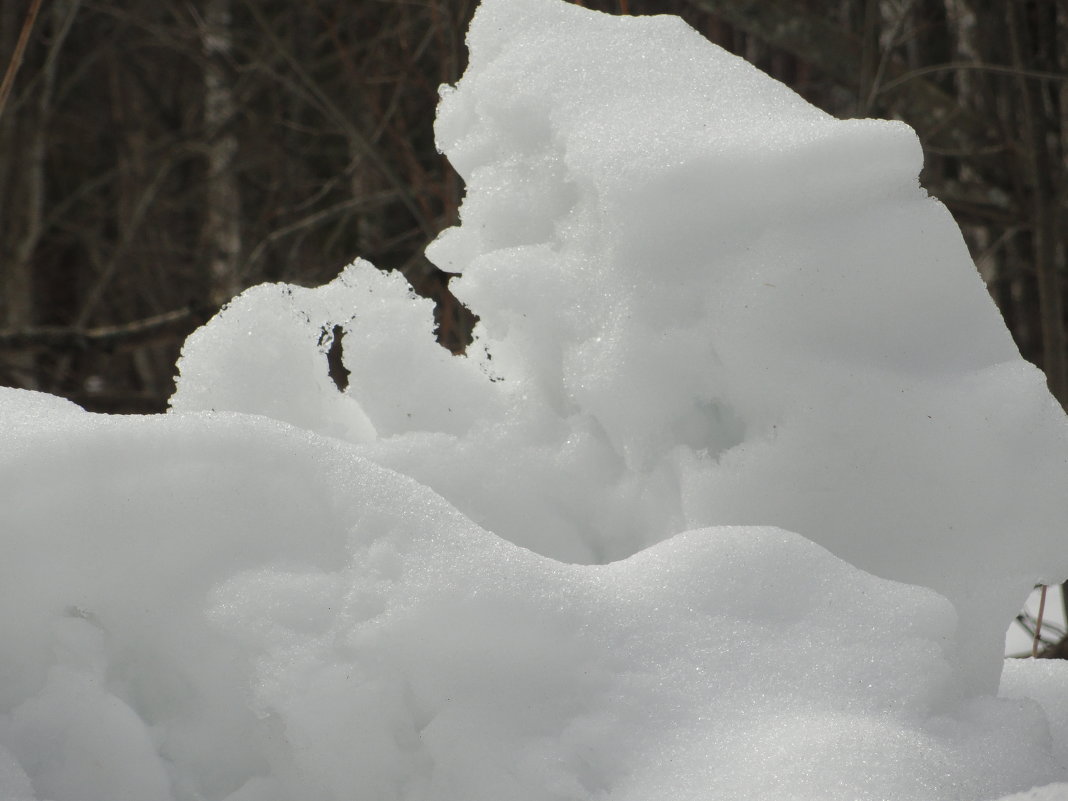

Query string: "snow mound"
[[1002, 660, 1068, 767], [174, 0, 1068, 694], [2, 387, 1066, 800], [6, 0, 1068, 797], [995, 785, 1068, 801]]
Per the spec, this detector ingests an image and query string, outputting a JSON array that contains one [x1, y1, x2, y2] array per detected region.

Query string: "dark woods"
[[0, 0, 476, 411], [1, 0, 1066, 421]]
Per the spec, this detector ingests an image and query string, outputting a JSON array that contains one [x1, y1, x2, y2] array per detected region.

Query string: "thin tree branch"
[[0, 307, 207, 354], [877, 61, 1068, 96], [0, 0, 44, 120], [239, 0, 435, 238], [1034, 584, 1048, 659], [860, 0, 916, 116], [243, 191, 400, 274]]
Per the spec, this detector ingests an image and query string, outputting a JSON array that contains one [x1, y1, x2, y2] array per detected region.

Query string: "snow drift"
[[4, 387, 1068, 800], [177, 0, 1068, 692], [5, 0, 1068, 798]]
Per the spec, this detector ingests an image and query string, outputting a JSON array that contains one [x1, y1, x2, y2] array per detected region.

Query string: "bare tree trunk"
[[202, 0, 241, 307], [1, 0, 37, 387], [854, 0, 879, 116], [1, 0, 75, 389], [0, 2, 25, 373], [1008, 1, 1066, 406]]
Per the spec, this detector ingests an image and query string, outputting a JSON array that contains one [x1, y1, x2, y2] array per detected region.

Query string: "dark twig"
[[0, 0, 44, 121], [0, 307, 210, 354], [1034, 585, 1048, 659]]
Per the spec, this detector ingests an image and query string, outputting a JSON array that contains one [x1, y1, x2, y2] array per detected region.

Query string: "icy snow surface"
[[7, 0, 1068, 798]]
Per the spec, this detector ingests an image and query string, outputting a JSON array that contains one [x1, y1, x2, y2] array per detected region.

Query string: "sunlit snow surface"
[[6, 0, 1068, 798]]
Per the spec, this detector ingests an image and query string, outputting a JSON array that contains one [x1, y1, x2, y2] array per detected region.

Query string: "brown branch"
[[877, 61, 1068, 96], [1034, 584, 1048, 659], [0, 0, 44, 120], [239, 0, 436, 239], [936, 190, 1016, 227], [0, 307, 209, 354]]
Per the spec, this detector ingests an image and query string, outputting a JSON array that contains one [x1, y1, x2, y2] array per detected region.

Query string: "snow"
[[999, 787, 1068, 801], [5, 0, 1068, 798], [3, 389, 1068, 801], [1002, 660, 1068, 768]]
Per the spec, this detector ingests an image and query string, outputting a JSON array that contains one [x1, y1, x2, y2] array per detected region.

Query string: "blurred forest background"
[[1, 0, 1068, 641], [2, 0, 1066, 411]]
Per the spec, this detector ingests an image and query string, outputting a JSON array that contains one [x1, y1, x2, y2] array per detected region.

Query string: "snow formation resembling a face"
[[5, 0, 1068, 799]]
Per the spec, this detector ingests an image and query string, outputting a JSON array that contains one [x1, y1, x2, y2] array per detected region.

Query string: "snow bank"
[[3, 387, 1067, 800], [6, 0, 1068, 797]]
